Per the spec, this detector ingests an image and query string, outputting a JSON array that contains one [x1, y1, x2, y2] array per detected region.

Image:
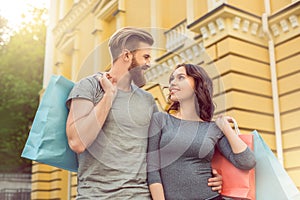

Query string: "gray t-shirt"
[[147, 112, 256, 200], [67, 73, 158, 199]]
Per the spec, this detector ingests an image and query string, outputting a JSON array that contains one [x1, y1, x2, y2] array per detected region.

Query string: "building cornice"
[[53, 0, 99, 46], [187, 4, 261, 29], [91, 0, 118, 34], [187, 3, 300, 46], [93, 0, 118, 21], [56, 29, 80, 55], [268, 3, 300, 44], [269, 0, 300, 19], [186, 4, 265, 47]]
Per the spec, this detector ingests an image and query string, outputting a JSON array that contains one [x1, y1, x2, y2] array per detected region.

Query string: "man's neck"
[[109, 63, 132, 92]]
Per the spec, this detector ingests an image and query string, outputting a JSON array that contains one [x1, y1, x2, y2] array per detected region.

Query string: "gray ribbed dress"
[[147, 112, 256, 200]]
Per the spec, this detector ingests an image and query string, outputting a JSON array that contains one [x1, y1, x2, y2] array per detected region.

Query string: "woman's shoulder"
[[148, 112, 169, 130], [152, 112, 172, 125], [206, 120, 223, 137], [152, 111, 169, 120]]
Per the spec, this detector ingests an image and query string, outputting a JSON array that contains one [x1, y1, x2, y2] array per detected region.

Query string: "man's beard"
[[128, 56, 148, 87]]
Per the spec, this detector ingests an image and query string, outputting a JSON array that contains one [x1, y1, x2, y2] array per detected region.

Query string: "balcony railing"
[[146, 43, 205, 83], [164, 20, 188, 52]]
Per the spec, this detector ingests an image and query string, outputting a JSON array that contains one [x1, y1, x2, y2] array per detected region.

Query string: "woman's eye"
[[178, 75, 185, 80]]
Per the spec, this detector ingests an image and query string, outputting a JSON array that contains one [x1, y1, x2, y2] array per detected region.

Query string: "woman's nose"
[[170, 79, 176, 86]]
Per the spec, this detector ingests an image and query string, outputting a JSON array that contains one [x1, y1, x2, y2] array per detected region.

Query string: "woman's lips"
[[169, 88, 180, 95]]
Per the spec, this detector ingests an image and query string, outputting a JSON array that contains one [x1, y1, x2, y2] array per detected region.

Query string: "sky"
[[0, 0, 49, 28]]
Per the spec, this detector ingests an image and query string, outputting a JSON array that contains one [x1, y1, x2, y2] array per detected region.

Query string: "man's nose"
[[146, 57, 151, 65]]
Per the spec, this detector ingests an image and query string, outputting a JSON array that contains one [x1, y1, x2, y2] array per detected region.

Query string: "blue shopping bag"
[[253, 130, 300, 200], [21, 75, 78, 172]]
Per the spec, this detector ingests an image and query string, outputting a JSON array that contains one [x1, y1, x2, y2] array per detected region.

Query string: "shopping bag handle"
[[231, 118, 241, 135]]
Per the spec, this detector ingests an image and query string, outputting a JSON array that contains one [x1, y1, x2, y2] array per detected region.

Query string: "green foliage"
[[0, 7, 47, 173]]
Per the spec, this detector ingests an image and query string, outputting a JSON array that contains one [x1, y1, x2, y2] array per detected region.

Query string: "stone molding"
[[268, 3, 300, 44], [53, 0, 99, 46], [187, 5, 265, 46], [187, 4, 300, 46]]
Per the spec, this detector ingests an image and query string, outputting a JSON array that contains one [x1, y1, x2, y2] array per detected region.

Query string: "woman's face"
[[169, 66, 195, 102]]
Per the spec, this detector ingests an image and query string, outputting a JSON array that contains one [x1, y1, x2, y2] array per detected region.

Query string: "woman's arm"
[[149, 183, 165, 200], [215, 115, 256, 170], [215, 115, 247, 153], [147, 113, 166, 199]]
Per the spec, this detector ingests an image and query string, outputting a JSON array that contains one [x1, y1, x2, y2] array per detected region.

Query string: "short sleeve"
[[66, 73, 104, 109]]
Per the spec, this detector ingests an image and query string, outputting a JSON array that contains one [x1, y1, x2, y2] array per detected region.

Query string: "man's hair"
[[108, 27, 154, 62]]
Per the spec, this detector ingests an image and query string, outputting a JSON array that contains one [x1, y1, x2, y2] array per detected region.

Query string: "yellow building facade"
[[33, 0, 300, 199]]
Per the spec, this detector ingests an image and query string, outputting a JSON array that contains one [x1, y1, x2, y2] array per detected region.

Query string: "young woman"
[[147, 64, 256, 200]]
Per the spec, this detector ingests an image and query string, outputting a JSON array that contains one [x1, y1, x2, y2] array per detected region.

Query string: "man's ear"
[[122, 49, 132, 62]]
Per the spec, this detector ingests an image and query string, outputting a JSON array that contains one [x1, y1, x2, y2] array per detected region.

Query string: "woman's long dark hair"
[[167, 64, 215, 121]]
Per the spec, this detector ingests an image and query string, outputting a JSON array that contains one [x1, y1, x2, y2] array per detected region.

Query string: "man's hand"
[[98, 72, 117, 100], [208, 169, 222, 193]]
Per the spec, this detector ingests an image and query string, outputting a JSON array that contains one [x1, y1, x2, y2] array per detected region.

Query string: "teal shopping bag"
[[21, 75, 78, 172], [253, 130, 300, 200]]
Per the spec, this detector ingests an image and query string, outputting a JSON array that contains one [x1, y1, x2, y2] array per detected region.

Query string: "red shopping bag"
[[211, 120, 255, 200]]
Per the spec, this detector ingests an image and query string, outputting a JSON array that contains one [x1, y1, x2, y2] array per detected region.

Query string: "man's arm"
[[208, 169, 223, 193], [66, 74, 116, 153]]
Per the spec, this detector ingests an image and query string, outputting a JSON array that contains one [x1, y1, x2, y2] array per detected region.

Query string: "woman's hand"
[[215, 115, 234, 133], [215, 115, 247, 153]]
